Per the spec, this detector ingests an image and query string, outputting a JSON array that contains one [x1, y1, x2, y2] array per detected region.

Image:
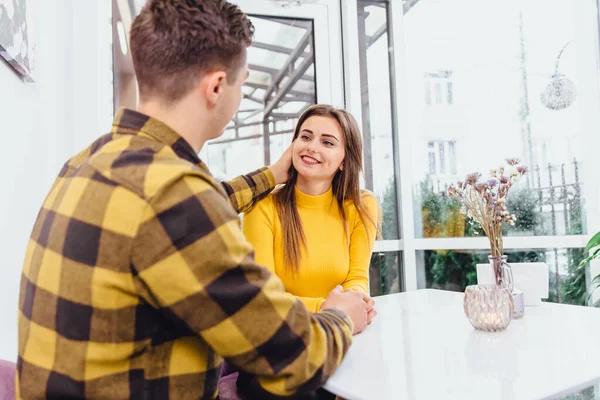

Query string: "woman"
[[242, 104, 380, 312]]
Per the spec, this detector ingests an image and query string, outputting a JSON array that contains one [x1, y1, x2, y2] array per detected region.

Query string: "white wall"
[[0, 0, 112, 361]]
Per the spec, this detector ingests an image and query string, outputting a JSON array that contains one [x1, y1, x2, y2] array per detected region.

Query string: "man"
[[16, 1, 374, 398]]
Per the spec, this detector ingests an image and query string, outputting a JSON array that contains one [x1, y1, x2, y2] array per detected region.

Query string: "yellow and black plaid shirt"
[[17, 109, 353, 399]]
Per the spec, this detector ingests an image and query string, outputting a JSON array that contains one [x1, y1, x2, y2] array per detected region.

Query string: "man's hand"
[[269, 143, 293, 185], [345, 288, 377, 324], [321, 286, 369, 335], [361, 292, 377, 324]]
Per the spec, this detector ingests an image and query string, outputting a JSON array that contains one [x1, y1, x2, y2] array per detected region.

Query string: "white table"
[[324, 289, 600, 400]]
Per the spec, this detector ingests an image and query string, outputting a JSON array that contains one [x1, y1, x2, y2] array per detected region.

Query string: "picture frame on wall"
[[0, 0, 35, 82]]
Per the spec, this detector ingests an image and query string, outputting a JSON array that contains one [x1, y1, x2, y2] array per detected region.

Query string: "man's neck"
[[137, 100, 211, 153]]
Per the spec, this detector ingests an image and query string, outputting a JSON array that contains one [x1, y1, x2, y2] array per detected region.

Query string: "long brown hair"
[[274, 104, 380, 274]]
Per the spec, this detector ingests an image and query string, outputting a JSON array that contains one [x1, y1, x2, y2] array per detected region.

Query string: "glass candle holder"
[[464, 284, 514, 332]]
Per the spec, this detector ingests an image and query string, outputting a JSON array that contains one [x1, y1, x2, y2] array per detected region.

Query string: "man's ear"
[[203, 71, 227, 106]]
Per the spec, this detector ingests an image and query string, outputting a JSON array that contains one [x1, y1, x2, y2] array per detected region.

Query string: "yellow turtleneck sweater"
[[242, 186, 379, 312]]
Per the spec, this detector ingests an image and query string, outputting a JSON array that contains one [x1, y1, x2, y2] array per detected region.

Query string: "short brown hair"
[[130, 0, 254, 102]]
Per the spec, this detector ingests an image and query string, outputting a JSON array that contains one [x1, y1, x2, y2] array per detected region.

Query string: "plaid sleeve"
[[220, 167, 276, 214], [131, 172, 354, 397]]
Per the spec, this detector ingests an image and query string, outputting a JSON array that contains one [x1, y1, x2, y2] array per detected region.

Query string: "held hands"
[[337, 286, 377, 325], [268, 142, 294, 185], [321, 286, 377, 335], [359, 291, 377, 324]]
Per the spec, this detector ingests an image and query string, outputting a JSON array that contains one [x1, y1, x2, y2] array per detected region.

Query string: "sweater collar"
[[295, 186, 334, 209]]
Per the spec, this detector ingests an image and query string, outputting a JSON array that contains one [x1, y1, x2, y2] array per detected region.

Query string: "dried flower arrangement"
[[448, 158, 527, 257]]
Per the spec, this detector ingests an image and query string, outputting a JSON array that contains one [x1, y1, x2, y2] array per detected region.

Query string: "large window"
[[382, 0, 600, 304], [403, 0, 589, 241], [352, 0, 600, 305]]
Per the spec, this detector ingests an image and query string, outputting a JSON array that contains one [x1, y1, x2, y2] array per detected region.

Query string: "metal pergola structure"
[[207, 1, 419, 173], [209, 15, 318, 166]]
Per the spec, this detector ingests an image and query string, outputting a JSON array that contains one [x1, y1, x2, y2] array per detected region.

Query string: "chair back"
[[0, 360, 16, 400], [477, 262, 549, 306]]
